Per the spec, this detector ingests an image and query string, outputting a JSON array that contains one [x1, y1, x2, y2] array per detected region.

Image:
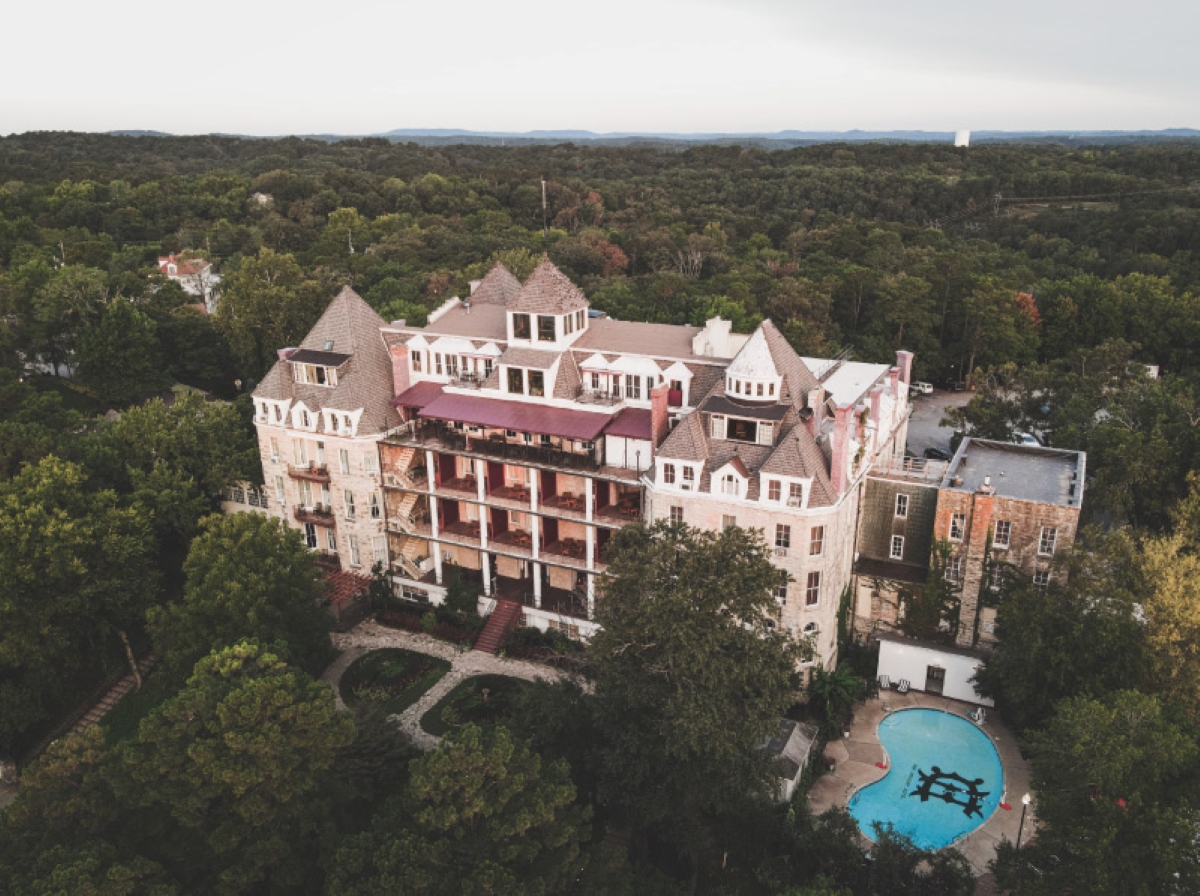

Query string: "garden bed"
[[420, 674, 533, 737], [375, 607, 482, 646], [500, 626, 586, 669], [339, 648, 451, 716]]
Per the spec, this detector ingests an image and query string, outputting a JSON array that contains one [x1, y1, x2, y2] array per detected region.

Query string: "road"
[[905, 389, 973, 457]]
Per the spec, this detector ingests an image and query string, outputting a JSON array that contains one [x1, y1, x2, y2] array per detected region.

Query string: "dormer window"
[[721, 473, 740, 496], [513, 313, 531, 340], [538, 315, 556, 342], [293, 363, 336, 387]]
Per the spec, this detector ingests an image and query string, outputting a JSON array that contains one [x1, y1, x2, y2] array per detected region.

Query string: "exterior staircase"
[[473, 600, 523, 655], [394, 492, 420, 528], [71, 653, 159, 736]]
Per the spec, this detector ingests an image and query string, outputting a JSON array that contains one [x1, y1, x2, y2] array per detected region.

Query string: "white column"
[[426, 450, 442, 584], [477, 466, 492, 596], [586, 573, 595, 620]]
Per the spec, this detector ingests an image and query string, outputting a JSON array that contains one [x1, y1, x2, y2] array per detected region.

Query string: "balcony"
[[490, 528, 535, 555], [541, 538, 594, 569], [288, 463, 331, 483], [397, 420, 601, 473], [439, 519, 482, 546], [294, 504, 335, 526], [439, 475, 478, 495], [540, 491, 588, 520]]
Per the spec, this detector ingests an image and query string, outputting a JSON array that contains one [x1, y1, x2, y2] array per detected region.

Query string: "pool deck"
[[807, 690, 1036, 878]]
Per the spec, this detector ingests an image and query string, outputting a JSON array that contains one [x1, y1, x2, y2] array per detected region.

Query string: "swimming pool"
[[848, 708, 1003, 851]]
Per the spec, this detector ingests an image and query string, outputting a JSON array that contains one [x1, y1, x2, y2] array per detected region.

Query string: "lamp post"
[[1016, 793, 1032, 848]]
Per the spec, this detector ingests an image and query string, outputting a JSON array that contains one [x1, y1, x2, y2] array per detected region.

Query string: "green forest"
[[2, 133, 1200, 893]]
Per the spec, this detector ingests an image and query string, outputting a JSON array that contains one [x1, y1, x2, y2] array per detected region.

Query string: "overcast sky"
[[3, 0, 1196, 136]]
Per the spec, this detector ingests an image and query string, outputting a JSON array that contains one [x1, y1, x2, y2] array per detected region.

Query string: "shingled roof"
[[760, 422, 837, 507], [509, 257, 589, 314], [656, 409, 709, 464], [469, 262, 522, 306], [760, 320, 820, 408], [254, 286, 400, 435]]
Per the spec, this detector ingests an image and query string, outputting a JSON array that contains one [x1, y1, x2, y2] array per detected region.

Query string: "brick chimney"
[[896, 350, 914, 385], [807, 387, 825, 438], [389, 344, 411, 399], [650, 382, 670, 452], [829, 404, 854, 495], [870, 386, 884, 452], [888, 367, 901, 400]]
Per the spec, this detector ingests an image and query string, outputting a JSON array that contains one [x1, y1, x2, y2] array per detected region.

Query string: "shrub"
[[339, 648, 451, 715]]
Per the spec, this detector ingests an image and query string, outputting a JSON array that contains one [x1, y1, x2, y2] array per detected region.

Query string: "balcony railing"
[[294, 504, 335, 526], [288, 463, 331, 483], [399, 420, 602, 472]]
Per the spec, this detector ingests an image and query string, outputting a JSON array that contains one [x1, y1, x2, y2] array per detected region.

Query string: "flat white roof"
[[820, 362, 890, 406]]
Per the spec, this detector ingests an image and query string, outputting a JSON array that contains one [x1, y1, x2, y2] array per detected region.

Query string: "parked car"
[[1012, 432, 1042, 447], [909, 381, 934, 396], [924, 446, 952, 461]]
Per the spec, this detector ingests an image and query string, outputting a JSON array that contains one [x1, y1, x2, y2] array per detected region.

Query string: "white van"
[[909, 381, 934, 396]]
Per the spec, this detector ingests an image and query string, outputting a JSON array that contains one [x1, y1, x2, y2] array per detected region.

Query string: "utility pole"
[[541, 177, 549, 238]]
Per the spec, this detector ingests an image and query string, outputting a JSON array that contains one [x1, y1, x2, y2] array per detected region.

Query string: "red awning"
[[392, 381, 445, 409], [605, 407, 652, 440], [419, 393, 611, 442]]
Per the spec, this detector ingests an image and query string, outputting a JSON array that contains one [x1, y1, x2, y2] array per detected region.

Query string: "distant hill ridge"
[[103, 127, 1200, 146]]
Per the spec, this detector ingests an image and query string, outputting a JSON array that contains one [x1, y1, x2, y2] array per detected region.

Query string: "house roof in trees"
[[468, 262, 522, 306], [157, 253, 211, 276], [508, 257, 590, 314], [255, 286, 400, 435]]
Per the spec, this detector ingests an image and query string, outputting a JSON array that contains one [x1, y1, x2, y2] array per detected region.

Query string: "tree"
[[588, 521, 806, 867], [76, 298, 170, 406], [0, 457, 157, 752], [112, 642, 354, 893], [31, 264, 108, 374], [993, 691, 1200, 894], [326, 724, 590, 895], [807, 666, 867, 736], [896, 540, 960, 643], [147, 513, 333, 681], [214, 248, 324, 378]]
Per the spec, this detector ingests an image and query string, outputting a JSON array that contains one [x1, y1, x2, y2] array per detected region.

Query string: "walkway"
[[806, 690, 1035, 878], [325, 620, 572, 750]]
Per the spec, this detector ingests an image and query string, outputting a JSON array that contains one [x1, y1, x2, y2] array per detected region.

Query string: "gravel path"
[[324, 621, 571, 750]]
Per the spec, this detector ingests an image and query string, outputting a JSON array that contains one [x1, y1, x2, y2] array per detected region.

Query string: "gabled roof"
[[469, 262, 522, 306], [725, 327, 777, 379], [760, 424, 836, 507], [760, 320, 820, 408], [509, 257, 589, 314], [254, 286, 400, 435], [655, 410, 709, 463], [499, 347, 559, 370]]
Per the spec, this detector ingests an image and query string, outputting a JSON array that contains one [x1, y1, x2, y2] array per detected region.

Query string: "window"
[[682, 466, 695, 489], [949, 512, 966, 541], [768, 480, 781, 501], [372, 535, 387, 564], [434, 353, 444, 376], [274, 475, 285, 505], [363, 452, 378, 475], [529, 371, 545, 397], [727, 418, 758, 443], [669, 505, 684, 524], [512, 313, 531, 339], [890, 535, 904, 559], [947, 556, 964, 582], [294, 440, 308, 466], [348, 535, 361, 568], [304, 524, 318, 549], [344, 490, 356, 520], [577, 310, 585, 330], [895, 494, 909, 518], [775, 524, 791, 554], [993, 520, 1012, 549], [339, 449, 350, 475], [1033, 570, 1051, 588], [300, 409, 311, 428], [256, 402, 268, 422], [788, 483, 804, 507], [757, 382, 764, 397], [626, 377, 641, 400], [809, 526, 825, 556], [538, 315, 556, 342], [758, 422, 774, 445], [590, 372, 601, 391], [805, 571, 821, 606], [316, 442, 326, 465], [1039, 527, 1058, 557], [540, 434, 551, 447], [270, 437, 279, 460], [510, 510, 524, 526], [507, 367, 524, 394], [722, 514, 737, 530], [663, 463, 676, 485], [298, 481, 314, 507], [721, 473, 739, 496], [370, 493, 381, 519], [326, 528, 337, 551], [412, 352, 422, 373], [774, 573, 789, 605], [710, 415, 725, 439]]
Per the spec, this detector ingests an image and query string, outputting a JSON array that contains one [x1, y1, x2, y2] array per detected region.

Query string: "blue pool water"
[[848, 709, 1003, 850]]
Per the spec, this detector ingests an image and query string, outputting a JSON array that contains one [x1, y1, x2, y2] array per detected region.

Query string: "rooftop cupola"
[[723, 327, 782, 403]]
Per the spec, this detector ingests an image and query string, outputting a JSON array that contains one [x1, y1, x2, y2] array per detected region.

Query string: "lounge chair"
[[896, 679, 910, 694], [970, 707, 986, 725], [878, 675, 891, 691]]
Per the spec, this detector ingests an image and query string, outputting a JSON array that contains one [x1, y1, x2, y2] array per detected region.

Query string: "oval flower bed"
[[339, 648, 451, 716], [420, 674, 533, 737]]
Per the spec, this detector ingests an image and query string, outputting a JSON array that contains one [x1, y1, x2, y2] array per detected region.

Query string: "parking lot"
[[905, 388, 973, 457]]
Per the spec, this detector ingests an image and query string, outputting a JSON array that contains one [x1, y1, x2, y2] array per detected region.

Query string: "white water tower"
[[954, 130, 971, 147]]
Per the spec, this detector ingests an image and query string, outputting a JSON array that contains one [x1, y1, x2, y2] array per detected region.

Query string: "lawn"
[[339, 648, 451, 715], [420, 674, 533, 737]]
